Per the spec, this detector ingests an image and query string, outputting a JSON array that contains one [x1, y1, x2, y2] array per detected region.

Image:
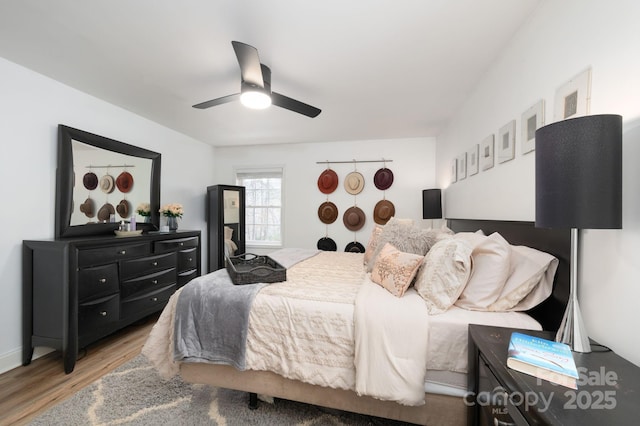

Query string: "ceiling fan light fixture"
[[240, 90, 272, 109]]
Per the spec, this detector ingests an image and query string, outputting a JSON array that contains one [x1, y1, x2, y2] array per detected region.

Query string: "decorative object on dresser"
[[535, 114, 622, 353], [23, 230, 201, 373], [207, 185, 246, 272]]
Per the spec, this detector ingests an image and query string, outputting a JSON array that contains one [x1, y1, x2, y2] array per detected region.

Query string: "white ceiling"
[[0, 0, 539, 147]]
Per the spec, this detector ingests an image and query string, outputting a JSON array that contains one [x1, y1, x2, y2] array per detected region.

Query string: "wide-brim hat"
[[83, 172, 98, 190], [345, 241, 365, 253], [343, 206, 366, 231], [318, 201, 338, 224], [116, 172, 134, 193], [344, 171, 365, 195], [97, 203, 115, 222], [99, 174, 115, 194], [116, 199, 131, 218], [317, 169, 338, 194], [317, 237, 337, 251], [374, 167, 394, 190], [373, 199, 395, 225], [79, 197, 95, 218]]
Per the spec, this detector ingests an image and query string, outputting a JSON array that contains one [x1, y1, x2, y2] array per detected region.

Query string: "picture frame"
[[451, 158, 457, 183], [521, 99, 545, 155], [467, 144, 479, 176], [457, 153, 467, 180], [480, 134, 495, 171], [554, 68, 591, 121], [497, 120, 516, 164]]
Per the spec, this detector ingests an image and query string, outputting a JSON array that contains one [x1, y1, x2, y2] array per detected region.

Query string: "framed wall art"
[[451, 158, 458, 183], [480, 134, 495, 171], [497, 120, 516, 163], [554, 68, 591, 121], [457, 153, 467, 180], [467, 144, 479, 176], [521, 99, 545, 154]]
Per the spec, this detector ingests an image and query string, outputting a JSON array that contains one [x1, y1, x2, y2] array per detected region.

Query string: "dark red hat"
[[374, 167, 394, 190], [317, 169, 338, 194], [83, 172, 98, 190], [116, 172, 134, 193]]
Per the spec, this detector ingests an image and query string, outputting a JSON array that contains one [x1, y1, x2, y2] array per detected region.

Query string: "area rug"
[[30, 355, 412, 425]]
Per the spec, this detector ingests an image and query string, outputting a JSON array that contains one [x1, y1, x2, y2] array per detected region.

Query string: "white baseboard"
[[0, 347, 53, 375]]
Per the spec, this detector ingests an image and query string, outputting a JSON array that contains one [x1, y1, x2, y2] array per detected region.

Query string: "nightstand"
[[468, 324, 640, 426]]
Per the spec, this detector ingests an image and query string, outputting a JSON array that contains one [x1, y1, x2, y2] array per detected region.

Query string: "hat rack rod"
[[84, 164, 136, 168], [315, 159, 393, 165]]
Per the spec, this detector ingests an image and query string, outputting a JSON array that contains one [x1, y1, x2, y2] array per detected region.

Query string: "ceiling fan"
[[193, 41, 321, 118]]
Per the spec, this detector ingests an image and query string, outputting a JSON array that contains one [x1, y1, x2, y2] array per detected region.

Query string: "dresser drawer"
[[120, 268, 176, 299], [120, 252, 176, 281], [154, 236, 199, 253], [120, 284, 175, 319], [78, 242, 151, 267], [78, 293, 119, 333], [177, 268, 198, 288], [177, 247, 198, 272], [78, 263, 119, 301]]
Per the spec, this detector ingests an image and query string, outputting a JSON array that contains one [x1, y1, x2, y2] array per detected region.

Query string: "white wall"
[[437, 0, 640, 366], [213, 138, 437, 254], [0, 57, 215, 373]]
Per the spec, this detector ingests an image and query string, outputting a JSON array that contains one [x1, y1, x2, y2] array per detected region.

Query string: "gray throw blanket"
[[173, 248, 319, 370]]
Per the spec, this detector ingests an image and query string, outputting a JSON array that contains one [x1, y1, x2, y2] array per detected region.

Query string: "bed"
[[142, 218, 570, 425]]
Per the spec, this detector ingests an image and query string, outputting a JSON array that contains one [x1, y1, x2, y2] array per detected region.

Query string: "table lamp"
[[423, 189, 443, 228]]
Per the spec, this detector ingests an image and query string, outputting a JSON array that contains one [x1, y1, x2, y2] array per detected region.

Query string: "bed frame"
[[180, 219, 571, 425]]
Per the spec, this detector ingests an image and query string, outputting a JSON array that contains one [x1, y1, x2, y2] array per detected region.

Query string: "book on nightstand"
[[507, 332, 579, 389]]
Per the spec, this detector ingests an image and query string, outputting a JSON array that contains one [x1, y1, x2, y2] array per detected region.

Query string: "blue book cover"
[[507, 332, 579, 389]]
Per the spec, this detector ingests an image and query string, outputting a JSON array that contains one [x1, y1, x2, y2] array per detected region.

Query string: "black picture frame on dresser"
[[23, 231, 201, 373], [56, 124, 161, 238]]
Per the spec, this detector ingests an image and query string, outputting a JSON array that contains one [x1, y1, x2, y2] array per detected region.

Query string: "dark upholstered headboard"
[[447, 219, 570, 332]]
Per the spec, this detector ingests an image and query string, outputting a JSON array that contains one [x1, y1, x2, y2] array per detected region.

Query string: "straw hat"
[[99, 174, 115, 194], [343, 206, 366, 231], [318, 201, 338, 224], [317, 169, 338, 194], [373, 167, 394, 190], [344, 172, 365, 195], [373, 199, 395, 225]]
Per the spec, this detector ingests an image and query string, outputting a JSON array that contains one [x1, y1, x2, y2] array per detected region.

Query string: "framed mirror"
[[55, 125, 161, 238]]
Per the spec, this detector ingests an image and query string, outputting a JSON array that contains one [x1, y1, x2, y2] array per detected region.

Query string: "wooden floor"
[[0, 314, 158, 426]]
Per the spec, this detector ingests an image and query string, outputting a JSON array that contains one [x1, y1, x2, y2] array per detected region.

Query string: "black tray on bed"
[[225, 253, 287, 285]]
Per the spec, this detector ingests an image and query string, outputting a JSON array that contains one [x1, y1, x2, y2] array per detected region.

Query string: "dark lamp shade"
[[422, 189, 442, 219], [535, 114, 622, 229]]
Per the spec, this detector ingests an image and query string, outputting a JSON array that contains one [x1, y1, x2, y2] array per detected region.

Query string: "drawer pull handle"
[[179, 242, 184, 246], [152, 279, 158, 284], [188, 258, 192, 262], [119, 250, 126, 255], [152, 261, 158, 266], [99, 278, 107, 283], [151, 297, 158, 302], [100, 311, 108, 317]]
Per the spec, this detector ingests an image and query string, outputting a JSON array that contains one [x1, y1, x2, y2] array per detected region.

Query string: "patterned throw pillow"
[[414, 238, 473, 314], [371, 243, 424, 297], [363, 225, 383, 266]]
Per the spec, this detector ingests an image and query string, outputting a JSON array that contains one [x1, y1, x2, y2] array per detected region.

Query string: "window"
[[236, 168, 283, 247]]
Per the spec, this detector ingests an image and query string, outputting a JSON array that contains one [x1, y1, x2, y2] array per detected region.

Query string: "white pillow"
[[414, 237, 473, 314], [454, 232, 511, 310], [488, 245, 558, 311]]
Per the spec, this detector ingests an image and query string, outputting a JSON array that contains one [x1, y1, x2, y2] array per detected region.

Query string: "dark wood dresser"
[[22, 230, 200, 373]]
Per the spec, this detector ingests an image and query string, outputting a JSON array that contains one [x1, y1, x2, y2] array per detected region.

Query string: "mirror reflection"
[[71, 140, 153, 226], [223, 189, 241, 256]]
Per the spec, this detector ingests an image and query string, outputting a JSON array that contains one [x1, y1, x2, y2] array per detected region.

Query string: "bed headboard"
[[447, 219, 570, 332]]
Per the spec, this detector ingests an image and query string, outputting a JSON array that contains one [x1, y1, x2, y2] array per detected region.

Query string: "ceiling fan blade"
[[272, 92, 321, 118], [192, 93, 241, 109], [232, 41, 264, 87]]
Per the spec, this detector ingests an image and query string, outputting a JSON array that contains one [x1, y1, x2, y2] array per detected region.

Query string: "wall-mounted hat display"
[[373, 199, 395, 225], [317, 169, 339, 194], [343, 206, 366, 231], [116, 199, 131, 218], [79, 197, 95, 218], [344, 171, 365, 195], [345, 241, 365, 253], [99, 174, 115, 194], [317, 237, 337, 251], [97, 202, 115, 222], [318, 201, 338, 224], [83, 172, 98, 190], [116, 171, 134, 193], [373, 167, 394, 190]]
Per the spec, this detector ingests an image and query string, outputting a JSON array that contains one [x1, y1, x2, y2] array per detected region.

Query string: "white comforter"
[[143, 250, 430, 406]]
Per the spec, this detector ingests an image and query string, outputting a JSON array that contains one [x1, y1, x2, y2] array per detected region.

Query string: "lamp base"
[[555, 296, 591, 353]]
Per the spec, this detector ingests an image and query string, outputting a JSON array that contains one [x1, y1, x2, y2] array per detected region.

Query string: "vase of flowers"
[[159, 203, 184, 231], [136, 202, 152, 223]]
